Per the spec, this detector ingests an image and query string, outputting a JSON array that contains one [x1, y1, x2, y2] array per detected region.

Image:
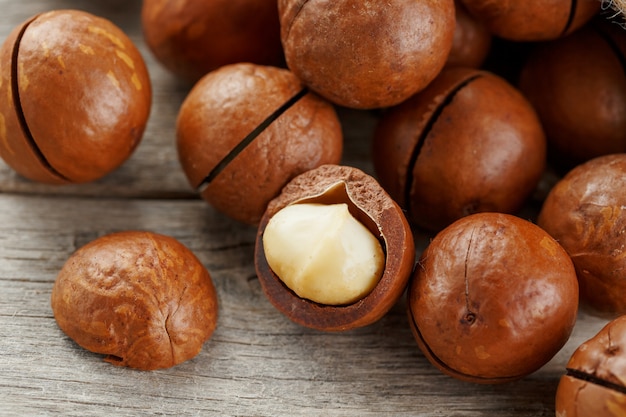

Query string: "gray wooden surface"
[[0, 1, 612, 416]]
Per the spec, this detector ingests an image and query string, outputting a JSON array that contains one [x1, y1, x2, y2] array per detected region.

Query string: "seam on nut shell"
[[11, 16, 71, 183], [566, 368, 626, 394], [561, 0, 579, 36], [407, 305, 524, 383], [196, 87, 309, 191], [403, 74, 482, 217]]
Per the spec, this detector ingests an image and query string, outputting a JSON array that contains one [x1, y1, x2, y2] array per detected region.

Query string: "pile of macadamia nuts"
[[1, 0, 626, 413]]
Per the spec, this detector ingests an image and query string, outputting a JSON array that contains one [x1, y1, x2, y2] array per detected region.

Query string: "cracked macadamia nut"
[[538, 154, 626, 318], [51, 231, 218, 371], [556, 315, 626, 416], [141, 0, 284, 83], [176, 63, 342, 225], [255, 165, 415, 331], [373, 68, 546, 232], [278, 0, 455, 109], [0, 10, 152, 184], [459, 0, 600, 41], [519, 19, 626, 168], [262, 202, 385, 305], [408, 213, 579, 383]]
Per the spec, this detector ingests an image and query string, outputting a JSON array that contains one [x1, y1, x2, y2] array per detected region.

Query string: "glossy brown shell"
[[408, 212, 579, 383], [556, 315, 626, 416], [278, 0, 455, 109], [176, 63, 343, 225], [0, 10, 152, 184], [459, 0, 600, 41], [255, 164, 415, 331], [519, 20, 626, 168], [538, 154, 626, 318], [444, 1, 492, 69], [51, 231, 218, 371], [373, 68, 546, 232], [141, 0, 284, 83]]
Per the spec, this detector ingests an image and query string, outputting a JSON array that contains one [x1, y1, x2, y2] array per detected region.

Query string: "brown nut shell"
[[538, 154, 626, 318], [176, 63, 342, 225], [51, 231, 218, 371], [459, 0, 600, 41], [444, 1, 492, 69], [278, 0, 455, 109], [408, 212, 579, 383], [556, 315, 626, 416], [0, 10, 152, 184], [254, 164, 415, 331], [141, 0, 284, 83], [519, 20, 626, 168], [373, 68, 546, 232]]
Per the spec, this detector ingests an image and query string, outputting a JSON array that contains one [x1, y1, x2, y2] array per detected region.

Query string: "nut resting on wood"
[[51, 231, 219, 371], [255, 165, 415, 332], [0, 10, 151, 184]]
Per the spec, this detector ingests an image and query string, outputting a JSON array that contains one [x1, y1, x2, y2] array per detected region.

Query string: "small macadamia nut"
[[262, 203, 385, 305], [255, 165, 415, 331], [408, 213, 579, 383], [519, 19, 626, 168], [51, 231, 218, 371], [556, 315, 626, 416], [177, 63, 342, 225], [373, 68, 546, 232], [141, 0, 284, 83], [0, 10, 152, 184], [278, 0, 456, 109], [538, 154, 626, 318], [459, 0, 600, 41]]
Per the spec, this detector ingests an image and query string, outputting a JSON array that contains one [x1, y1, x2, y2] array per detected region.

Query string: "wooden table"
[[0, 1, 611, 415]]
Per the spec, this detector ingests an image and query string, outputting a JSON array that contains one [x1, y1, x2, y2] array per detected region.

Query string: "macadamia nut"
[[263, 203, 385, 305], [51, 231, 218, 371]]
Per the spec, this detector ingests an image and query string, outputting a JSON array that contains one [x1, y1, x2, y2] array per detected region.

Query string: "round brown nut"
[[176, 63, 343, 225], [141, 0, 284, 83], [408, 212, 579, 383], [538, 154, 626, 318], [556, 315, 626, 416], [0, 10, 152, 184], [51, 231, 218, 371], [372, 67, 546, 232], [459, 0, 600, 41], [444, 1, 492, 69], [519, 19, 626, 168], [278, 0, 456, 109], [255, 164, 415, 331]]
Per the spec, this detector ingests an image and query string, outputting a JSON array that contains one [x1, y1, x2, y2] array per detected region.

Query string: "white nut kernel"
[[262, 203, 385, 305]]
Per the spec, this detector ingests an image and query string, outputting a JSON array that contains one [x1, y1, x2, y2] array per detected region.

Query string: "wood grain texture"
[[0, 1, 614, 416]]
